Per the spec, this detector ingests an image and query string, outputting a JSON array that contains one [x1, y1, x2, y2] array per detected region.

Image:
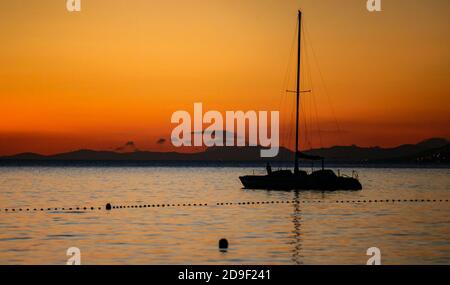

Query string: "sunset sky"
[[0, 0, 449, 155]]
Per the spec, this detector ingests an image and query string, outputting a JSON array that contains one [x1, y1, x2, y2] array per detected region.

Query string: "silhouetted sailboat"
[[239, 10, 362, 191]]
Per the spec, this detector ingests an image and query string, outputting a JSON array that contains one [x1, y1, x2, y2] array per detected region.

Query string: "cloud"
[[115, 141, 139, 152], [156, 138, 166, 145]]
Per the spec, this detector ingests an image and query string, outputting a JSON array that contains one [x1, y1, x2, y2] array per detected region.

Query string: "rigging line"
[[301, 21, 314, 150], [285, 20, 300, 154], [303, 25, 323, 149], [303, 19, 344, 145], [307, 86, 314, 149], [282, 99, 291, 154], [303, 26, 314, 149], [280, 20, 299, 111], [311, 84, 323, 148], [280, 19, 298, 151], [300, 95, 310, 150], [289, 93, 296, 153], [282, 85, 294, 153], [303, 19, 321, 149], [285, 102, 291, 153], [300, 71, 311, 149], [285, 20, 299, 90], [287, 94, 295, 152], [311, 86, 323, 148], [300, 50, 311, 153]]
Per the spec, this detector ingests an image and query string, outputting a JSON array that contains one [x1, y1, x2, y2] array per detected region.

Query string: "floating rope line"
[[0, 206, 103, 213], [0, 199, 448, 214]]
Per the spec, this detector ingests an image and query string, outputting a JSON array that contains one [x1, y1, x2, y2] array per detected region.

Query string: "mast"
[[294, 10, 302, 174]]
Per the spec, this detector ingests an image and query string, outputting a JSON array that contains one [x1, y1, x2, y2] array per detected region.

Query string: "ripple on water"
[[0, 167, 448, 264]]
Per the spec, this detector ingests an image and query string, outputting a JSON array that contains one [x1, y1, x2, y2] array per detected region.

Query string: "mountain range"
[[0, 138, 448, 166]]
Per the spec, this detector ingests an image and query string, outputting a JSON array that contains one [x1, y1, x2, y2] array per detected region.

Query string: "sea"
[[0, 166, 449, 264]]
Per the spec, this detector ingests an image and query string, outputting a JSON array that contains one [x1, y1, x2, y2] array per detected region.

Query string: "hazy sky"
[[0, 0, 449, 155]]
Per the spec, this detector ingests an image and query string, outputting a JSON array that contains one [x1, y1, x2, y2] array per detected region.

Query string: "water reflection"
[[0, 167, 448, 264], [290, 191, 303, 265]]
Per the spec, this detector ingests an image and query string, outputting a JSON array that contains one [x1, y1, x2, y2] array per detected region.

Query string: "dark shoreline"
[[1, 138, 448, 168], [0, 160, 449, 169]]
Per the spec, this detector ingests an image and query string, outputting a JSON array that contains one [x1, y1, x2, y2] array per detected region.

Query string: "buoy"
[[106, 203, 112, 210], [219, 238, 228, 251]]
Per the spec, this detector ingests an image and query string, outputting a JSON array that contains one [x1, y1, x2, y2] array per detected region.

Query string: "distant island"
[[0, 138, 448, 167]]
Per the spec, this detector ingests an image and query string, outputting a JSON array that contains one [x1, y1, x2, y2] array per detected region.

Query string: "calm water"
[[0, 167, 449, 265]]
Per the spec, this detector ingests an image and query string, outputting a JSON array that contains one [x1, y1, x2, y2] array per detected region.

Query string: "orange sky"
[[0, 0, 449, 155]]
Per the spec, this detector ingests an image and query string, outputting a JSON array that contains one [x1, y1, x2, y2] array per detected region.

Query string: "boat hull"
[[239, 170, 362, 191]]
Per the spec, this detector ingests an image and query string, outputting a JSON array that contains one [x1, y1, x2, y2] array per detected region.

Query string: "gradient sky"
[[0, 0, 449, 155]]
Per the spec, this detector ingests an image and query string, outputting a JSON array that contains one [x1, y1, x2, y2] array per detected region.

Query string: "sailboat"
[[239, 10, 362, 191]]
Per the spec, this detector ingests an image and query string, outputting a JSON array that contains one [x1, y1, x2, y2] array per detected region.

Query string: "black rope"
[[1, 199, 448, 214]]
